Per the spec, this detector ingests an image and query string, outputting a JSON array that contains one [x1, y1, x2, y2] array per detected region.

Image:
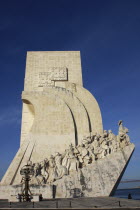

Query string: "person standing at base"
[[128, 193, 132, 199], [39, 194, 43, 201], [16, 193, 22, 202]]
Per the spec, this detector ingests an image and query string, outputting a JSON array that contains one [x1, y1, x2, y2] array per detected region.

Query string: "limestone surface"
[[0, 143, 134, 200], [0, 51, 135, 200], [1, 51, 103, 186]]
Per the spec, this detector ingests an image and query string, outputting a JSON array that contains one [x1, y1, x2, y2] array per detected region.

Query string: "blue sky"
[[0, 0, 140, 184]]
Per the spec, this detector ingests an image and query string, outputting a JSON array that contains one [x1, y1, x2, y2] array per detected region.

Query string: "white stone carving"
[[38, 67, 68, 87], [0, 52, 134, 200], [118, 120, 130, 148], [27, 121, 132, 185]]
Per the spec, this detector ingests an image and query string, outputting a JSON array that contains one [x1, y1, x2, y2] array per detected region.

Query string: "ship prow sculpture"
[[0, 51, 135, 200]]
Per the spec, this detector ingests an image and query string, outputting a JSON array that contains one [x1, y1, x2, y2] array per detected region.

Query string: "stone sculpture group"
[[0, 52, 135, 200], [25, 120, 131, 185]]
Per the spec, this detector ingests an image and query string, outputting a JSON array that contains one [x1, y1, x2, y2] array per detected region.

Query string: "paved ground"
[[0, 197, 140, 209]]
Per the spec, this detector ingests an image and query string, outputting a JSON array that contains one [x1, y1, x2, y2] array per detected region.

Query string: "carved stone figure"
[[54, 152, 67, 179], [108, 130, 115, 141], [21, 121, 131, 185], [100, 137, 108, 156], [82, 136, 89, 145], [108, 130, 119, 153], [85, 144, 95, 162], [40, 158, 49, 183], [62, 144, 79, 173], [47, 155, 57, 183], [77, 144, 90, 166], [94, 147, 104, 159], [34, 163, 42, 177], [103, 130, 108, 139], [118, 120, 130, 148], [33, 163, 45, 184], [91, 133, 100, 149]]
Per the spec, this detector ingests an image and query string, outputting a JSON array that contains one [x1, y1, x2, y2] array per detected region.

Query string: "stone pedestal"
[[0, 144, 134, 200]]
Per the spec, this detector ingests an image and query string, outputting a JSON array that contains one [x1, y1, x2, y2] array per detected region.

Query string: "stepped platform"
[[0, 197, 140, 209]]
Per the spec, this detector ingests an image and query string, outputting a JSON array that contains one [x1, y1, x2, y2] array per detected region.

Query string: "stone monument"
[[0, 51, 135, 200]]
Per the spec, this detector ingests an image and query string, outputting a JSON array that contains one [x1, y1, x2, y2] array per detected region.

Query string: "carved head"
[[49, 155, 54, 160], [55, 152, 60, 156], [44, 158, 48, 162], [69, 144, 74, 151], [27, 160, 32, 166], [125, 128, 129, 133]]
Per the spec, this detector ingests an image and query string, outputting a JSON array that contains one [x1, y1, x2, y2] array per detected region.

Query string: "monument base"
[[0, 144, 134, 201]]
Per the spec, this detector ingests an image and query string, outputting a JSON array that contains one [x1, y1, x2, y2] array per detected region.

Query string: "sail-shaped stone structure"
[[0, 51, 134, 200]]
